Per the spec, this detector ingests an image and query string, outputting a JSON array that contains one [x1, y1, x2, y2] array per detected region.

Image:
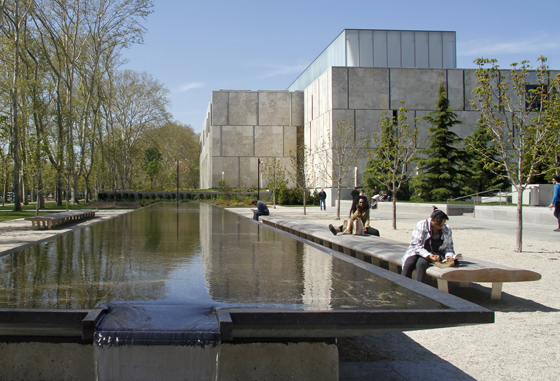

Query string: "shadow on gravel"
[[338, 333, 476, 381], [445, 283, 558, 313]]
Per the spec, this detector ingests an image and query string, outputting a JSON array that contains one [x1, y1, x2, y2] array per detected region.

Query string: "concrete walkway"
[[0, 209, 133, 256], [228, 201, 560, 381]]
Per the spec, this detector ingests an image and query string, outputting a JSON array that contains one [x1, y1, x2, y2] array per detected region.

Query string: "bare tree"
[[470, 57, 560, 252], [315, 115, 361, 220], [364, 103, 420, 229], [262, 157, 287, 209], [287, 144, 315, 214]]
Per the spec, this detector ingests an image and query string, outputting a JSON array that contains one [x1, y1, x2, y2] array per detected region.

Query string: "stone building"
[[199, 29, 553, 192]]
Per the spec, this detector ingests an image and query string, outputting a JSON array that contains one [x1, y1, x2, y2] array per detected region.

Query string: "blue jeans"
[[319, 199, 326, 210]]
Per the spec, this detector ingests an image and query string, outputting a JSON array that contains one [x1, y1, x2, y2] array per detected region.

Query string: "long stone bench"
[[25, 210, 96, 229], [261, 215, 541, 300]]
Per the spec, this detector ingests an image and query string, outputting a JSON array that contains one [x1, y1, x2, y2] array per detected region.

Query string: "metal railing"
[[447, 188, 510, 206]]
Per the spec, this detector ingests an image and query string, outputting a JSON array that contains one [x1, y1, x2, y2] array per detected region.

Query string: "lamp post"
[[257, 158, 263, 200], [176, 159, 179, 203]]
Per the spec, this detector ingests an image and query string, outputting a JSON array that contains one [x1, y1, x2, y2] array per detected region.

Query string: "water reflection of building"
[[302, 245, 333, 310], [201, 204, 310, 305]]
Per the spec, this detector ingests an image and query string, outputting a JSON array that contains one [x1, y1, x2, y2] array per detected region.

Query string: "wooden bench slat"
[[260, 215, 541, 300], [25, 210, 96, 229]]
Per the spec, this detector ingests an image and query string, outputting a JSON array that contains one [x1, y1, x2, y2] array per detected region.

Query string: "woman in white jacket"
[[402, 208, 457, 282]]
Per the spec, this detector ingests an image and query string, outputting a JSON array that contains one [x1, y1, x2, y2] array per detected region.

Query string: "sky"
[[121, 0, 560, 133]]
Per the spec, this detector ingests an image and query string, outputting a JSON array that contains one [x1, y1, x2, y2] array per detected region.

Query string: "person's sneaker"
[[555, 228, 560, 232], [329, 224, 337, 236]]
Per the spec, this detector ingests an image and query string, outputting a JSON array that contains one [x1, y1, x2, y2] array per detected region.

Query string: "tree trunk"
[[516, 191, 523, 252], [56, 177, 63, 206], [392, 180, 397, 229], [336, 186, 341, 220], [37, 167, 45, 209], [303, 188, 307, 215]]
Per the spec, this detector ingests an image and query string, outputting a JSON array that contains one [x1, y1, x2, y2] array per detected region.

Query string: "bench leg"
[[491, 282, 503, 300], [389, 263, 399, 273], [437, 279, 449, 293], [371, 258, 381, 267]]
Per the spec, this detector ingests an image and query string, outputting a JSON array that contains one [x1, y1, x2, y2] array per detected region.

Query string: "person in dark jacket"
[[251, 200, 269, 221], [318, 189, 327, 211]]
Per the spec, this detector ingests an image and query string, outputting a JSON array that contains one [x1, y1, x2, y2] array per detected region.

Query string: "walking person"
[[318, 189, 327, 211], [251, 200, 269, 221], [549, 176, 560, 232]]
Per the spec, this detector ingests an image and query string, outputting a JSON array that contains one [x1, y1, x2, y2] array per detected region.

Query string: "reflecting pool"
[[0, 203, 448, 315]]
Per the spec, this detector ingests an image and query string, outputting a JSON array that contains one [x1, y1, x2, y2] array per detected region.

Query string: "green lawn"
[[0, 201, 139, 222], [0, 210, 61, 223]]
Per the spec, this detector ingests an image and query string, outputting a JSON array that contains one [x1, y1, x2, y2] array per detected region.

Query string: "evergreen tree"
[[464, 118, 511, 193], [413, 83, 465, 201], [364, 103, 419, 229]]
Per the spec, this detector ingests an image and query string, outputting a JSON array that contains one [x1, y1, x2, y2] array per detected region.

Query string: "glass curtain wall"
[[288, 29, 457, 92]]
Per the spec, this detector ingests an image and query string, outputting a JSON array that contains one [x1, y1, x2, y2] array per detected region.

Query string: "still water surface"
[[0, 203, 447, 315]]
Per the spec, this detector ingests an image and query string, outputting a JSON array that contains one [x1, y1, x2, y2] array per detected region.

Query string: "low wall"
[[0, 342, 93, 380], [474, 205, 557, 225], [376, 202, 556, 225]]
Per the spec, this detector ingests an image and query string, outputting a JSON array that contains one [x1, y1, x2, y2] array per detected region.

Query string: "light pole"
[[257, 158, 263, 200]]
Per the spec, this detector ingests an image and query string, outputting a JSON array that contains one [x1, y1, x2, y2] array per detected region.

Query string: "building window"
[[525, 84, 547, 112]]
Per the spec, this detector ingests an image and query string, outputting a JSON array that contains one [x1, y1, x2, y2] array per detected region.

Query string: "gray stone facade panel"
[[447, 69, 465, 111], [390, 68, 446, 110], [463, 69, 479, 111], [212, 125, 221, 157], [291, 92, 304, 126], [331, 68, 348, 110], [222, 126, 254, 157], [212, 92, 229, 126], [229, 92, 258, 126], [348, 68, 389, 110], [239, 157, 257, 189], [255, 126, 284, 157], [355, 110, 388, 148], [259, 92, 291, 126], [283, 126, 298, 157]]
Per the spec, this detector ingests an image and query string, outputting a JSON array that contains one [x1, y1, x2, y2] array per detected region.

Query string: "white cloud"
[[257, 62, 309, 80], [458, 36, 560, 57], [174, 82, 205, 93]]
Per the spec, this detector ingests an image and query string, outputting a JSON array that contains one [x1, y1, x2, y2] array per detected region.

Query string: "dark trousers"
[[337, 225, 379, 236], [555, 202, 560, 228], [253, 211, 269, 221], [402, 255, 431, 282]]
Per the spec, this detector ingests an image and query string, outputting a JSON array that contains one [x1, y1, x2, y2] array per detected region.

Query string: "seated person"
[[251, 200, 269, 221], [329, 196, 379, 236], [372, 186, 380, 200], [402, 207, 458, 283]]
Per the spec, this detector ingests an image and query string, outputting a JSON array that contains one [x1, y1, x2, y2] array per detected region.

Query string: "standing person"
[[402, 208, 459, 283], [318, 188, 327, 211], [251, 200, 269, 221], [549, 176, 560, 232], [329, 196, 379, 236]]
